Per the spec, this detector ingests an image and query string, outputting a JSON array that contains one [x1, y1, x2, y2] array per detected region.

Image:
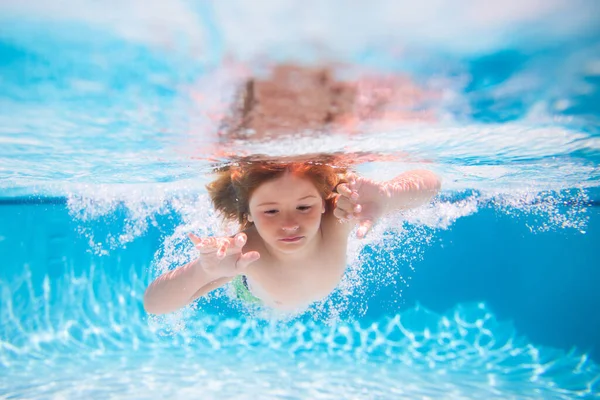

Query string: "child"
[[143, 157, 440, 314]]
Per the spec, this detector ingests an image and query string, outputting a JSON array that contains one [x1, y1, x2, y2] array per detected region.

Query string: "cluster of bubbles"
[[60, 177, 593, 331]]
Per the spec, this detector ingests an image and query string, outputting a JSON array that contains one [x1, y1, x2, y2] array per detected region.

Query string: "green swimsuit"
[[231, 275, 262, 305]]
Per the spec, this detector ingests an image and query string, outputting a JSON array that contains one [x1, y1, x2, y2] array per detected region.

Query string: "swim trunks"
[[231, 275, 262, 305]]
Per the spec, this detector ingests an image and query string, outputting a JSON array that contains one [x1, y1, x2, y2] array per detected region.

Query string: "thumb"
[[356, 219, 373, 239], [188, 232, 202, 246], [235, 251, 261, 271]]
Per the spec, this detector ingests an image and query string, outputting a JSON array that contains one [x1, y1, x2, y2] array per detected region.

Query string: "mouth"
[[279, 236, 304, 243]]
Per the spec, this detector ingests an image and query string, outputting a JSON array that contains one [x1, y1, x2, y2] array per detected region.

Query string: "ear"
[[321, 199, 326, 214], [247, 213, 254, 222]]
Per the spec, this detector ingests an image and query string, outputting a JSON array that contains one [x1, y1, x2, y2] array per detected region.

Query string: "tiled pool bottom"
[[2, 304, 599, 399]]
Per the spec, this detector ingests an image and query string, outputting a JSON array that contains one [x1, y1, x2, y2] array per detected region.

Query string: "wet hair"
[[207, 155, 348, 230]]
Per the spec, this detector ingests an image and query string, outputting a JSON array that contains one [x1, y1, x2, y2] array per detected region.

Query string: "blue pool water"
[[1, 1, 600, 398]]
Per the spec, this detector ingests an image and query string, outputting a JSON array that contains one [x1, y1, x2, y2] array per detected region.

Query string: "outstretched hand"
[[188, 232, 260, 277], [333, 174, 377, 239]]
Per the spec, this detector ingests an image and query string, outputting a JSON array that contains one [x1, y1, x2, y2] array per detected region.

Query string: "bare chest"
[[242, 214, 351, 309], [247, 247, 347, 309]]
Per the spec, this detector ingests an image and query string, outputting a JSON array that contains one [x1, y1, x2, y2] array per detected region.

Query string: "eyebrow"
[[257, 195, 318, 207]]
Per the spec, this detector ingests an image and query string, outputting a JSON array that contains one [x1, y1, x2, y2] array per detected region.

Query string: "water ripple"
[[0, 265, 598, 398]]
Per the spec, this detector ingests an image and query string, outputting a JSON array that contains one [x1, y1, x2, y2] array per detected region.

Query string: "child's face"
[[248, 172, 325, 254]]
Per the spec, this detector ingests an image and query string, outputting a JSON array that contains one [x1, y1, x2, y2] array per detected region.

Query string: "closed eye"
[[264, 209, 279, 215], [297, 205, 312, 212]]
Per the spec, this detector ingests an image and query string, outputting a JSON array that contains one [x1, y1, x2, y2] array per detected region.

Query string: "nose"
[[281, 216, 299, 232]]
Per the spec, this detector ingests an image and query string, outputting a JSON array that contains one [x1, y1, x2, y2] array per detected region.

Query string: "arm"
[[334, 170, 441, 237], [143, 261, 231, 315], [379, 169, 441, 212], [143, 233, 260, 315]]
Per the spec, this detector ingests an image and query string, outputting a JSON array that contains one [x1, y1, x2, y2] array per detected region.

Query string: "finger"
[[336, 198, 363, 221], [357, 219, 373, 239], [336, 196, 356, 213], [333, 207, 353, 222], [216, 239, 230, 259], [345, 173, 357, 187], [218, 234, 246, 256], [233, 232, 247, 249], [195, 237, 225, 254], [347, 174, 364, 195], [336, 183, 359, 202], [336, 183, 353, 197], [194, 236, 216, 250], [188, 233, 203, 246], [235, 251, 261, 271]]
